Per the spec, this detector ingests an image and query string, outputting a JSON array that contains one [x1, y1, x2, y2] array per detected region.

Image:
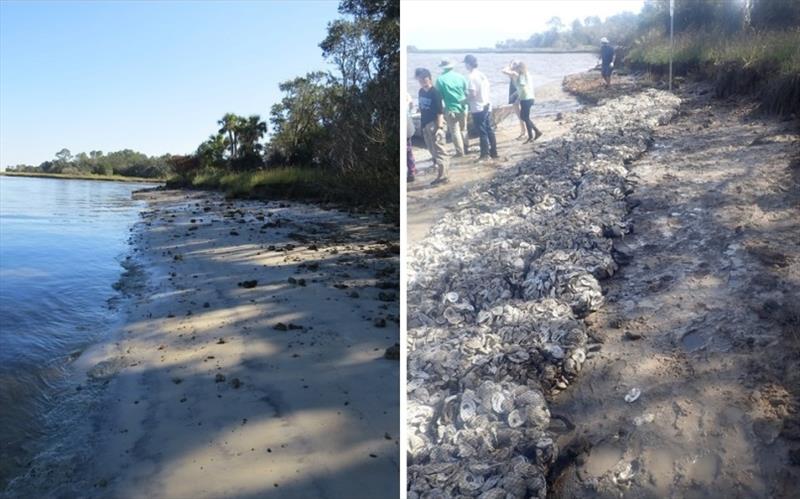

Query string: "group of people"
[[407, 39, 616, 185], [408, 54, 542, 186], [408, 54, 498, 185]]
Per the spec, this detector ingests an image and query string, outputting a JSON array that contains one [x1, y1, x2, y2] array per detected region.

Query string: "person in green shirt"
[[435, 60, 470, 157]]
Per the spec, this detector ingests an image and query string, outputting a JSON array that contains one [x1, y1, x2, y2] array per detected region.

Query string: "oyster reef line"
[[407, 89, 681, 498]]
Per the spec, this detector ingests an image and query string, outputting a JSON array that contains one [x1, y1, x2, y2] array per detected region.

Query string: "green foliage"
[[199, 113, 267, 170], [496, 12, 640, 50], [196, 134, 227, 169], [268, 0, 399, 187], [750, 0, 800, 29], [628, 29, 800, 74], [166, 0, 399, 214], [169, 165, 397, 211], [268, 72, 333, 167], [11, 148, 172, 178], [623, 0, 800, 116]]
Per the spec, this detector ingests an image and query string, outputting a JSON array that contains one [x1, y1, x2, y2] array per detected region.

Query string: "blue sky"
[[0, 0, 340, 167]]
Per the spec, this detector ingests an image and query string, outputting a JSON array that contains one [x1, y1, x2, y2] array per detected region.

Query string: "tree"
[[174, 0, 400, 208], [55, 148, 72, 164], [269, 72, 331, 166], [584, 16, 601, 27], [750, 0, 800, 29], [237, 115, 267, 156], [320, 18, 376, 89], [546, 16, 564, 32], [74, 152, 90, 172], [218, 113, 244, 159], [196, 134, 227, 168]]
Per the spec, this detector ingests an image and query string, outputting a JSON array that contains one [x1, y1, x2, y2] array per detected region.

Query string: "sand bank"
[[551, 77, 800, 498]]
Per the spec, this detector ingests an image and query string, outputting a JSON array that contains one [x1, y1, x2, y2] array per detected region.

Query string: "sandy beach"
[[6, 190, 399, 498]]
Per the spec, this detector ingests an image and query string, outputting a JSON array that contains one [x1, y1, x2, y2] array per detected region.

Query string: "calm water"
[[407, 51, 598, 115], [0, 175, 156, 486]]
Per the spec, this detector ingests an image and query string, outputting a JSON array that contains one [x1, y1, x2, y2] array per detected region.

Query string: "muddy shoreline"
[[549, 78, 800, 498], [4, 190, 400, 498]]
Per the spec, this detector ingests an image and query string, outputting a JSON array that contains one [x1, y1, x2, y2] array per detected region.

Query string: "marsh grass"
[[629, 30, 799, 71], [168, 167, 399, 219], [627, 29, 800, 115]]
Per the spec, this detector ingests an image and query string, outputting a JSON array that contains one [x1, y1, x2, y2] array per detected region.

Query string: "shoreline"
[[0, 171, 166, 184], [407, 48, 596, 54], [0, 180, 158, 493], [5, 189, 400, 498]]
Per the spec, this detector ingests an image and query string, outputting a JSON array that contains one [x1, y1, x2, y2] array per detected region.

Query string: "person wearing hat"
[[600, 37, 615, 87], [463, 54, 498, 162], [435, 59, 469, 157], [414, 67, 449, 185]]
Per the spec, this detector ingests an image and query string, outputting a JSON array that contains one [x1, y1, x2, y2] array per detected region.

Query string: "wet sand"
[[6, 190, 399, 498]]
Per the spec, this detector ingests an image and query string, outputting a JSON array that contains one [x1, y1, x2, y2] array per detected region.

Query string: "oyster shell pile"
[[407, 90, 680, 498]]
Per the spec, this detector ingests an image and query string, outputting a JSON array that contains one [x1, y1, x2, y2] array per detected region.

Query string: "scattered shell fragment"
[[624, 388, 641, 403], [633, 413, 655, 426], [614, 461, 636, 484]]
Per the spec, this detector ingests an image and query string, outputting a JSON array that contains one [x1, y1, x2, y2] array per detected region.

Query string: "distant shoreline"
[[407, 47, 597, 54], [0, 171, 165, 184]]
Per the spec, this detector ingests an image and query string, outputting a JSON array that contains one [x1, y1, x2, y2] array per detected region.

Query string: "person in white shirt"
[[463, 54, 498, 161]]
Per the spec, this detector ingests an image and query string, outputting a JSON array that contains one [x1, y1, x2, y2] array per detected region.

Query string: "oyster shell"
[[407, 89, 681, 497]]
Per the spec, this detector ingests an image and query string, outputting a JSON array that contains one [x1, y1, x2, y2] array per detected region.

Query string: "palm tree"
[[197, 134, 227, 167], [237, 115, 268, 155], [217, 113, 243, 158]]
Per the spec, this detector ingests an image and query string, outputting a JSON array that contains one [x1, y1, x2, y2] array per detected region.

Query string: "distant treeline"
[[494, 0, 799, 52], [7, 148, 171, 179], [171, 0, 399, 212], [495, 13, 639, 51], [498, 0, 799, 116]]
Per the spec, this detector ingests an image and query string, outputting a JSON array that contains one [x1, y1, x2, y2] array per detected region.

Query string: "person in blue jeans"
[[463, 54, 498, 162], [502, 61, 542, 143]]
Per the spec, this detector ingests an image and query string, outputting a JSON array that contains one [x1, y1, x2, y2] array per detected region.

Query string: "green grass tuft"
[[626, 28, 800, 115], [167, 166, 399, 221]]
